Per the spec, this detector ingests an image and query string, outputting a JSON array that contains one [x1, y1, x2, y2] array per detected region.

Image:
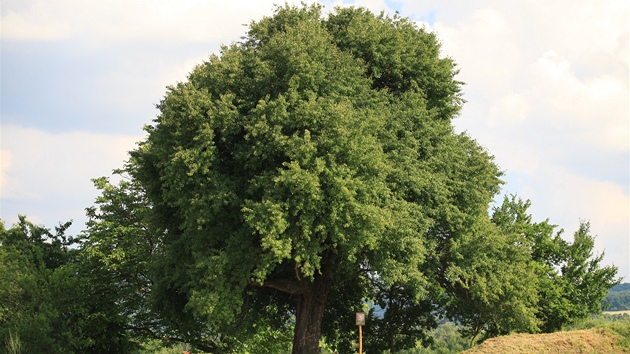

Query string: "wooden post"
[[358, 324, 363, 354]]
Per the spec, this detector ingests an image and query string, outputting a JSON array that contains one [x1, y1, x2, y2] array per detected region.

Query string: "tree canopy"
[[127, 4, 501, 353], [0, 216, 141, 353]]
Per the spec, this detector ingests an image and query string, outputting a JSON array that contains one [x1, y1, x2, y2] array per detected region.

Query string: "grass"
[[5, 331, 22, 354]]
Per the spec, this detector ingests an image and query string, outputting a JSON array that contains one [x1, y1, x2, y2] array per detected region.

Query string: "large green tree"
[[128, 4, 501, 353]]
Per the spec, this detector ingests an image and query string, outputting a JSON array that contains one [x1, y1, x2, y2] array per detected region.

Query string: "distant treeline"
[[604, 283, 630, 311]]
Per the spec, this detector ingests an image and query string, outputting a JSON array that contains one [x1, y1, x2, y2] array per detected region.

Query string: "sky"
[[1, 0, 628, 280]]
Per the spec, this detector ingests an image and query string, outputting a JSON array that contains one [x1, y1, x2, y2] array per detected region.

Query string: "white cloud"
[[1, 0, 309, 44], [429, 7, 520, 96], [488, 93, 529, 127], [513, 163, 629, 229], [503, 162, 630, 278], [1, 125, 140, 198], [530, 50, 628, 152], [419, 0, 629, 168], [1, 6, 72, 40], [0, 149, 15, 196], [0, 125, 141, 230], [536, 51, 573, 83]]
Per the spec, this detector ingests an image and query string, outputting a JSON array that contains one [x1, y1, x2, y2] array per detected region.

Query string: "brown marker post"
[[356, 312, 366, 354]]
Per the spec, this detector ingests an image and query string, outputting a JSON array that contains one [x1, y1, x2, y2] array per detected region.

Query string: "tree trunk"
[[292, 273, 331, 354]]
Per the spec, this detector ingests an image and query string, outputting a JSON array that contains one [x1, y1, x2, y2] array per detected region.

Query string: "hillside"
[[611, 283, 630, 292], [605, 283, 630, 311], [463, 327, 629, 354]]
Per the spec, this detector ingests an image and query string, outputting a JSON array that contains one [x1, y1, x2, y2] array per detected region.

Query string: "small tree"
[[0, 217, 72, 352], [0, 215, 146, 353], [491, 196, 620, 333]]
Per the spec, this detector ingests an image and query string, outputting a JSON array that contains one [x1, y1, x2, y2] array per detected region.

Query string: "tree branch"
[[263, 278, 306, 295]]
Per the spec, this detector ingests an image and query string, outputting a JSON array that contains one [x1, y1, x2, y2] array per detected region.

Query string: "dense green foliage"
[[0, 217, 75, 352], [128, 3, 499, 353], [490, 197, 619, 334], [1, 4, 620, 354], [0, 217, 139, 353], [394, 322, 470, 354]]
